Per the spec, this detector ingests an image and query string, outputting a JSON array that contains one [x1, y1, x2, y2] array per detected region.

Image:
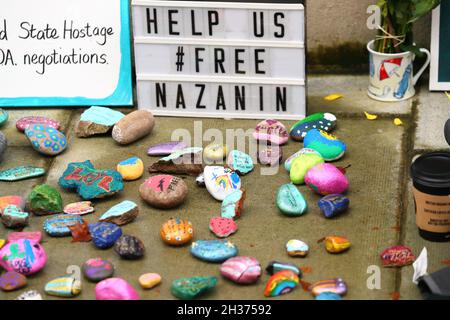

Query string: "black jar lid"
[[411, 152, 450, 189]]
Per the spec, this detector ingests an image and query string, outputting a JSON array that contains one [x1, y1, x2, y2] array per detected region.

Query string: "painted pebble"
[[25, 124, 67, 156], [160, 218, 194, 246], [7, 231, 42, 244], [190, 240, 238, 263], [1, 205, 29, 229], [220, 256, 262, 284], [27, 184, 63, 216], [82, 258, 115, 282], [258, 146, 282, 166], [204, 166, 241, 201], [284, 148, 321, 172], [290, 112, 337, 141], [304, 129, 346, 161], [290, 153, 324, 185], [227, 150, 254, 175], [0, 271, 27, 291], [171, 276, 217, 300], [96, 278, 140, 300], [43, 214, 84, 237], [147, 141, 187, 156], [266, 261, 302, 276], [89, 222, 123, 249], [0, 196, 25, 213], [264, 270, 299, 297], [0, 109, 8, 126], [99, 200, 139, 226], [318, 194, 350, 218], [276, 184, 308, 216], [0, 239, 47, 275], [286, 239, 309, 257], [76, 106, 125, 138], [16, 116, 60, 132], [0, 132, 6, 161], [315, 292, 342, 300], [380, 245, 416, 267], [209, 217, 238, 238], [204, 143, 228, 161], [0, 166, 45, 182], [117, 157, 144, 181], [221, 189, 246, 219], [45, 277, 82, 298], [322, 236, 351, 254], [148, 147, 204, 176], [253, 119, 289, 145], [139, 175, 188, 209], [305, 163, 349, 195], [139, 273, 162, 289], [0, 239, 4, 249], [64, 201, 95, 215], [309, 278, 347, 297], [59, 160, 124, 200], [15, 290, 43, 300], [114, 235, 145, 260], [112, 110, 155, 145]]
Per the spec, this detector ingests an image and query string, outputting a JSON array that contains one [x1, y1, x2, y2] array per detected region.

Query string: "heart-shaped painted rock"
[[160, 218, 194, 246], [1, 205, 29, 229], [305, 163, 349, 195], [147, 141, 187, 156], [264, 270, 299, 297], [380, 245, 416, 267], [76, 106, 125, 138], [27, 184, 63, 216], [204, 166, 241, 201], [16, 116, 60, 132], [304, 129, 346, 161], [45, 277, 82, 298], [0, 196, 25, 214], [258, 146, 282, 166], [221, 189, 246, 220], [220, 256, 261, 284], [309, 278, 347, 297], [318, 194, 350, 218], [59, 160, 123, 200], [253, 119, 289, 145], [289, 153, 325, 185], [95, 278, 140, 300], [148, 147, 204, 176], [276, 184, 308, 216], [204, 143, 228, 161], [190, 240, 238, 263], [0, 166, 45, 182], [0, 239, 47, 275], [25, 124, 67, 156], [89, 222, 123, 249], [139, 175, 188, 209], [82, 258, 115, 282], [7, 231, 42, 244], [117, 157, 144, 181], [284, 148, 321, 172], [99, 200, 139, 226], [227, 150, 254, 175], [64, 201, 95, 215], [290, 113, 337, 141], [209, 217, 238, 238], [171, 276, 217, 300], [286, 239, 309, 257], [43, 214, 84, 237]]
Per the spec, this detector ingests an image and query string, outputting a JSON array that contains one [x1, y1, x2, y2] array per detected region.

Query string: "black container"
[[410, 152, 450, 242], [445, 119, 450, 146]]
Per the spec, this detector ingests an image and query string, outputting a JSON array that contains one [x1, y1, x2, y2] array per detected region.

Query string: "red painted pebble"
[[380, 245, 416, 267], [209, 217, 238, 238]]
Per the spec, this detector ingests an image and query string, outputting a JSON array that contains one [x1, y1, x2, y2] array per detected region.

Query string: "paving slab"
[[0, 114, 404, 300]]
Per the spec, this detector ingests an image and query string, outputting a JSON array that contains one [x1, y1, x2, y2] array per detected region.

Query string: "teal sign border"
[[0, 0, 133, 107]]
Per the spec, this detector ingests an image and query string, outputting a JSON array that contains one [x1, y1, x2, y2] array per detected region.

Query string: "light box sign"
[[132, 0, 305, 119], [0, 0, 133, 107]]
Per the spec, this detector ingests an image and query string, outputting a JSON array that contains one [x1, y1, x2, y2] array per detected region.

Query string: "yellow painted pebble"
[[139, 273, 162, 289], [117, 157, 144, 181], [0, 239, 5, 249], [204, 143, 228, 161]]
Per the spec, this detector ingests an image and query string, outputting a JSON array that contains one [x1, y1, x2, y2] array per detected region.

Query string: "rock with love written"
[[58, 160, 124, 200]]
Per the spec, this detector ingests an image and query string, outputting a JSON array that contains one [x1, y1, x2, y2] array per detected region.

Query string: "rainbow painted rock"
[[264, 270, 299, 297], [99, 200, 139, 226], [64, 201, 95, 215], [220, 256, 261, 284], [43, 214, 84, 237], [16, 116, 60, 132], [304, 129, 346, 161], [318, 194, 350, 218], [380, 245, 416, 267], [0, 239, 47, 275], [190, 240, 238, 263], [45, 277, 82, 298], [117, 157, 144, 181], [258, 146, 282, 166], [0, 196, 25, 214], [95, 278, 140, 300], [139, 175, 188, 209], [204, 143, 228, 161], [309, 278, 347, 297], [25, 124, 67, 156], [7, 231, 42, 244], [204, 166, 241, 201], [290, 113, 337, 141], [59, 160, 124, 200], [27, 184, 63, 216], [147, 141, 187, 156], [266, 261, 301, 276], [209, 217, 238, 238], [305, 163, 349, 195], [276, 184, 308, 216], [139, 273, 162, 289], [221, 189, 246, 219], [171, 276, 217, 300], [89, 222, 123, 249], [315, 292, 342, 300], [322, 236, 351, 254], [1, 205, 29, 229], [0, 271, 27, 291], [160, 218, 194, 246], [253, 119, 289, 145], [284, 148, 321, 172], [0, 166, 45, 181], [76, 106, 125, 138], [286, 239, 309, 257], [82, 258, 115, 282], [227, 150, 254, 175], [290, 153, 325, 185]]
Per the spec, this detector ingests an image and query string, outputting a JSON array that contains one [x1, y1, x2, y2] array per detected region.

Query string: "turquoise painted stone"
[[318, 194, 350, 218], [290, 113, 337, 141], [45, 277, 82, 297], [89, 222, 122, 249], [227, 150, 254, 175], [266, 261, 302, 276], [99, 200, 139, 226], [1, 205, 29, 229], [171, 276, 217, 300], [0, 166, 45, 181], [43, 214, 84, 237], [304, 129, 346, 161], [80, 106, 125, 126], [315, 292, 342, 300], [190, 240, 238, 263], [221, 189, 245, 219], [0, 109, 8, 127], [59, 160, 123, 200], [25, 124, 67, 156], [276, 184, 307, 216], [284, 148, 320, 172]]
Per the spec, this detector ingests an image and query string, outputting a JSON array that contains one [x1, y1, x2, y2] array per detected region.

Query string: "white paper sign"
[[132, 0, 305, 119]]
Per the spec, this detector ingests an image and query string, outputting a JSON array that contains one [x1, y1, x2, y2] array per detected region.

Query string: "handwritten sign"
[[0, 0, 132, 107], [430, 2, 450, 91], [132, 0, 305, 119]]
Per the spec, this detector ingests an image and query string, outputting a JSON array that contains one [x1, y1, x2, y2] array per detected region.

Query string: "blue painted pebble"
[[315, 292, 342, 300], [318, 194, 350, 218], [43, 214, 84, 237], [89, 222, 123, 249], [25, 124, 67, 156], [190, 240, 238, 263], [227, 150, 254, 175], [304, 129, 346, 161]]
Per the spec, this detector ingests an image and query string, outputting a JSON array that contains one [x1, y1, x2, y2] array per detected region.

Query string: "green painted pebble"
[[276, 184, 307, 216], [171, 276, 217, 300], [0, 166, 45, 182], [289, 153, 324, 185], [27, 184, 63, 216]]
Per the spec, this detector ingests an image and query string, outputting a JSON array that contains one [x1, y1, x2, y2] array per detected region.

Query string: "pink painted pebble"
[[16, 116, 60, 132], [0, 239, 47, 275], [63, 201, 95, 215], [258, 146, 283, 166], [305, 163, 349, 195], [95, 278, 140, 300], [209, 217, 238, 238], [253, 119, 289, 145], [7, 231, 42, 244], [220, 256, 262, 284]]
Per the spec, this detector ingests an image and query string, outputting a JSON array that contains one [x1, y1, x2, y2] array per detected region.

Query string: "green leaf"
[[410, 0, 441, 23]]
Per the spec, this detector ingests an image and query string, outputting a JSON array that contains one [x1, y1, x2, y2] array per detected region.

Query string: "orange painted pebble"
[[160, 218, 194, 246], [139, 273, 161, 289]]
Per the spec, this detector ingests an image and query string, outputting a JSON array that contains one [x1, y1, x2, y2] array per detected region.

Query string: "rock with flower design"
[[253, 119, 289, 145], [25, 124, 67, 156], [16, 116, 60, 132], [190, 240, 238, 263]]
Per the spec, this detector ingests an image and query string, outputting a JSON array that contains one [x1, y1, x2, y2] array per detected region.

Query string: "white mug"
[[367, 40, 431, 102]]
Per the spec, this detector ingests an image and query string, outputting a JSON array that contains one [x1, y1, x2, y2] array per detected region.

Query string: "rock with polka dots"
[[25, 124, 67, 156]]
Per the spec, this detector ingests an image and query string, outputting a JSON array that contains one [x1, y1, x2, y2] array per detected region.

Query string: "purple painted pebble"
[[82, 258, 115, 282], [147, 141, 187, 156]]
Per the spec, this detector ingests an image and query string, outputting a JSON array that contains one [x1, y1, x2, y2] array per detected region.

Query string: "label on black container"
[[413, 187, 450, 233]]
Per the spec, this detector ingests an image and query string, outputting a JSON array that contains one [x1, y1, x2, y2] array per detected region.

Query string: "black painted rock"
[[114, 235, 145, 260]]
